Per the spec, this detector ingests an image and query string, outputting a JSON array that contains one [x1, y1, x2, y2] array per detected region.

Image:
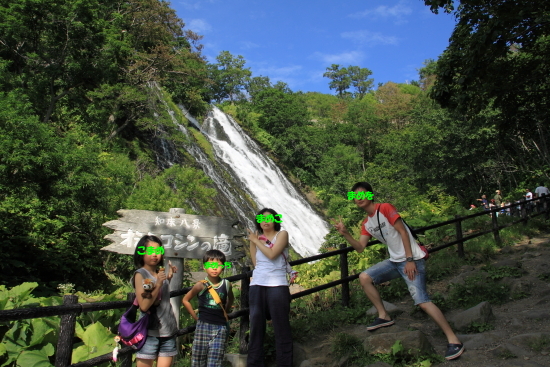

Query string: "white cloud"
[[240, 41, 260, 50], [180, 0, 215, 10], [311, 51, 364, 64], [341, 30, 399, 46], [256, 65, 302, 78], [187, 19, 212, 33], [349, 0, 412, 22]]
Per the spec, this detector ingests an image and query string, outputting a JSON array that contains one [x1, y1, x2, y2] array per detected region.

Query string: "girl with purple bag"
[[131, 235, 178, 367]]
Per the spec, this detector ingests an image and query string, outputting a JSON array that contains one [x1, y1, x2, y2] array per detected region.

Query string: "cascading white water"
[[201, 107, 330, 257]]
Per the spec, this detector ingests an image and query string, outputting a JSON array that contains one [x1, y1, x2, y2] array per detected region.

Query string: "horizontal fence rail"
[[1, 195, 547, 366]]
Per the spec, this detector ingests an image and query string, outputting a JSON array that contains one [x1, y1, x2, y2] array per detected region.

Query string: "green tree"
[[245, 75, 271, 101], [0, 91, 114, 288], [417, 59, 437, 91], [125, 165, 217, 213], [253, 88, 309, 136], [347, 65, 374, 99], [323, 64, 351, 97], [425, 0, 550, 176], [210, 51, 252, 103]]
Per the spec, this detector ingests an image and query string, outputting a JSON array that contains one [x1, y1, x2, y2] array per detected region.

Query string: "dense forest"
[[1, 0, 549, 296]]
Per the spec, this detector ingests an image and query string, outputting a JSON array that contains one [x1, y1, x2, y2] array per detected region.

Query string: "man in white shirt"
[[535, 184, 549, 198], [332, 182, 464, 361]]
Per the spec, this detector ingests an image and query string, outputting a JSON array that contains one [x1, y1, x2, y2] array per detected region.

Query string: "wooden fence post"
[[54, 295, 78, 367], [120, 293, 135, 367], [491, 208, 501, 246], [455, 215, 464, 258], [521, 200, 528, 226], [339, 244, 349, 307], [239, 267, 250, 354]]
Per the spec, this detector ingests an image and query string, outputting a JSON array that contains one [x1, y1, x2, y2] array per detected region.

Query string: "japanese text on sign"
[[348, 191, 374, 200], [119, 229, 232, 257], [256, 214, 283, 223]]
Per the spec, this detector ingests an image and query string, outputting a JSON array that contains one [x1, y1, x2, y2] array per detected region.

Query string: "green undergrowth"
[[331, 335, 442, 367], [287, 217, 548, 346]]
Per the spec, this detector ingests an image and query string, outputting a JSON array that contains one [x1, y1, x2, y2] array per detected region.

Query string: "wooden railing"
[[1, 195, 548, 366]]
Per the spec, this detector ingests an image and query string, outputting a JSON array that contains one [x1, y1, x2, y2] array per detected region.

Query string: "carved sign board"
[[101, 209, 244, 259]]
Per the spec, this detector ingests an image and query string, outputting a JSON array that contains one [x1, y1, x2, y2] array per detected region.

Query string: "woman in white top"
[[246, 208, 292, 367]]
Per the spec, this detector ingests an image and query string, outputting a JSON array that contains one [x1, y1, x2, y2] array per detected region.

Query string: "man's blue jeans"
[[247, 286, 293, 367]]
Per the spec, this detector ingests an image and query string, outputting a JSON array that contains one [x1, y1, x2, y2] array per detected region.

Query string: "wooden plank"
[[102, 210, 245, 259]]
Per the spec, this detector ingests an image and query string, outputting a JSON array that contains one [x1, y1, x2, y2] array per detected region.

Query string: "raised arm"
[[331, 217, 370, 253], [248, 229, 289, 260]]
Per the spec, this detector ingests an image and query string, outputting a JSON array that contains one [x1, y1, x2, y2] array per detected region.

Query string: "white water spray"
[[201, 107, 329, 257]]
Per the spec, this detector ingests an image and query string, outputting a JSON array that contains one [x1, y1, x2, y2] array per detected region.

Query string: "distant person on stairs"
[[332, 182, 464, 361]]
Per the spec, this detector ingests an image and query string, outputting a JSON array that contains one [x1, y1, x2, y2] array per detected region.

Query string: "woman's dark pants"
[[247, 286, 293, 367]]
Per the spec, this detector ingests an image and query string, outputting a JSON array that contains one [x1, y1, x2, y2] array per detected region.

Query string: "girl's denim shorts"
[[136, 335, 177, 360], [364, 258, 431, 305]]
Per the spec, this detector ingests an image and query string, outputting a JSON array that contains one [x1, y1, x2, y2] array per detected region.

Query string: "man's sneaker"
[[366, 317, 394, 331], [445, 343, 465, 360]]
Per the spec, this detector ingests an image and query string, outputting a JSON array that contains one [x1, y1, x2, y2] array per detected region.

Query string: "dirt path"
[[297, 232, 550, 367]]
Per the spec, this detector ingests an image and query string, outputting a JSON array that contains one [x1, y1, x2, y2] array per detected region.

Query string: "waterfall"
[[200, 107, 330, 257], [149, 81, 329, 256]]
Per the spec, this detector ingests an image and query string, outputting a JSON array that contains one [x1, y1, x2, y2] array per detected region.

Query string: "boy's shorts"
[[137, 335, 177, 359], [364, 258, 431, 305], [192, 320, 228, 367]]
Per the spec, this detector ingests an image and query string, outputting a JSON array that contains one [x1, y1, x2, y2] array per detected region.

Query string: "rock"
[[535, 296, 550, 306], [493, 259, 521, 268], [332, 355, 349, 367], [457, 331, 504, 350], [293, 342, 308, 367], [500, 246, 515, 254], [408, 323, 424, 330], [224, 353, 248, 367], [449, 271, 476, 285], [363, 330, 434, 357], [365, 301, 404, 317], [461, 265, 476, 272], [491, 343, 535, 359], [454, 349, 488, 364], [509, 332, 550, 350], [524, 310, 550, 319], [510, 279, 532, 296], [299, 361, 312, 367], [451, 301, 494, 331]]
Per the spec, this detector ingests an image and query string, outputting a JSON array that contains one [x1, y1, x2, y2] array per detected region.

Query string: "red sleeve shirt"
[[361, 203, 400, 236]]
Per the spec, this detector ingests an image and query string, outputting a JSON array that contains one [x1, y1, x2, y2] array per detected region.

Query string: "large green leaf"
[[16, 346, 53, 367], [71, 322, 115, 363], [29, 319, 54, 348], [0, 286, 8, 311], [8, 283, 38, 307]]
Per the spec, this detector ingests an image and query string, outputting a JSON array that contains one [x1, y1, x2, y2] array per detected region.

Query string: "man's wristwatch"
[[406, 257, 414, 262]]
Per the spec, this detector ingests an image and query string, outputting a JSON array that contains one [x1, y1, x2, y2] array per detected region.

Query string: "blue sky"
[[172, 0, 457, 94]]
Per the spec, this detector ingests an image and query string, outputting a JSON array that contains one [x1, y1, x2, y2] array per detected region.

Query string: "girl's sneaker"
[[366, 317, 394, 331], [445, 343, 465, 360]]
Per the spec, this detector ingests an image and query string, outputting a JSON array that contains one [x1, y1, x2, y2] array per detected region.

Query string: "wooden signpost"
[[102, 208, 244, 259], [101, 208, 245, 330]]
